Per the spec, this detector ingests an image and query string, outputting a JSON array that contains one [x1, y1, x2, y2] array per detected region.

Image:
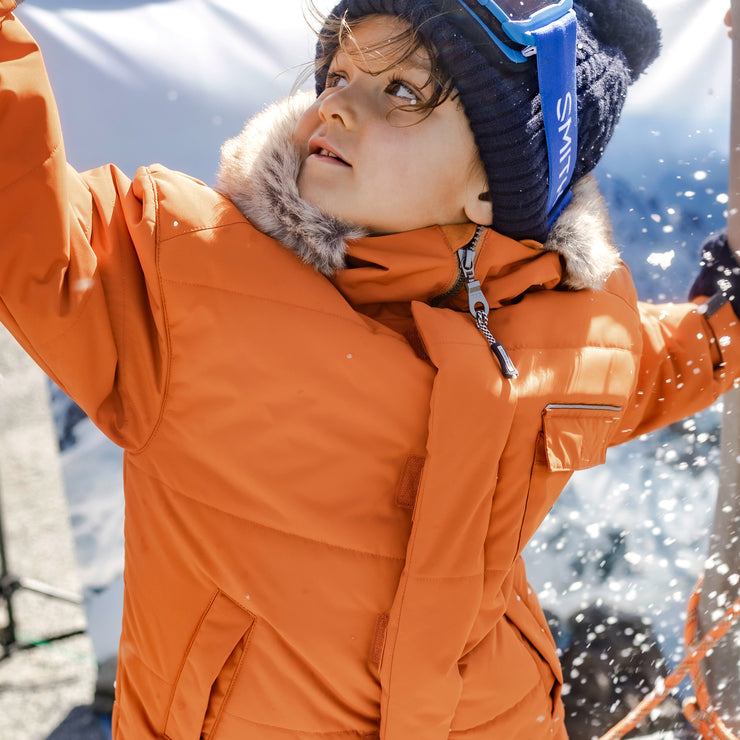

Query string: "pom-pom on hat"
[[315, 0, 661, 242]]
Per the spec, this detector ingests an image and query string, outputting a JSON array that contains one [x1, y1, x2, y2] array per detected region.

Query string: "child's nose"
[[318, 85, 359, 129]]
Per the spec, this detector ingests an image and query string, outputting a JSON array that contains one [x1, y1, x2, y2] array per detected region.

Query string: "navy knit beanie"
[[315, 0, 661, 242]]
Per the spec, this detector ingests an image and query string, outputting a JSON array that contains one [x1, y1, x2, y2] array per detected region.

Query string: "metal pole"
[[0, 470, 20, 658], [696, 1, 740, 728]]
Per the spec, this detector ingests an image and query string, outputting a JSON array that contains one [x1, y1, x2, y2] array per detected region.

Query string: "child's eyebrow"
[[335, 45, 432, 76], [394, 57, 431, 74]]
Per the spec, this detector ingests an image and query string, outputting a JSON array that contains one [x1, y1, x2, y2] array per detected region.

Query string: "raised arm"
[[0, 5, 168, 450]]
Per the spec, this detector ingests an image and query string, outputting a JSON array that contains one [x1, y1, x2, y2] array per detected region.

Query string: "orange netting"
[[598, 580, 740, 740]]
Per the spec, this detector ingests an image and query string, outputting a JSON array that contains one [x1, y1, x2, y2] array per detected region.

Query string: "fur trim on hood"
[[544, 175, 621, 290], [215, 92, 620, 290], [215, 92, 364, 276]]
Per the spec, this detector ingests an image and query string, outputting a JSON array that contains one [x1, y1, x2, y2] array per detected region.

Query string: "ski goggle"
[[430, 0, 578, 222]]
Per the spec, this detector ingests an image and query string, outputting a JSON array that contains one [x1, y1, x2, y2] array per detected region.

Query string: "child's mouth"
[[309, 139, 351, 166], [315, 149, 350, 166], [319, 148, 345, 162]]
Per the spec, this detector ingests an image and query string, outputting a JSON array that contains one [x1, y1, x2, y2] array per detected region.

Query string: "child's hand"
[[727, 7, 733, 38], [689, 232, 740, 318]]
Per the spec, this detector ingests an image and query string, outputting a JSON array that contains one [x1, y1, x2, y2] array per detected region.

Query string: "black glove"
[[688, 231, 740, 319]]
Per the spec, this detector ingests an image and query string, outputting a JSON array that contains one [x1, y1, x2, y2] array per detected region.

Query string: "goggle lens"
[[488, 0, 566, 22]]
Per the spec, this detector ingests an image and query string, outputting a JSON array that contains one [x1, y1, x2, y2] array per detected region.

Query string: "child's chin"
[[300, 191, 356, 225]]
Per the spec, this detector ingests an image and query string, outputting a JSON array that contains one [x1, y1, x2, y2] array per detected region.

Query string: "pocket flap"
[[164, 591, 254, 740], [542, 404, 622, 472]]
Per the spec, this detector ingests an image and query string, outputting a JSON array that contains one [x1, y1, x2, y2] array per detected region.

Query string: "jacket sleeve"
[[0, 9, 168, 450], [614, 297, 740, 443]]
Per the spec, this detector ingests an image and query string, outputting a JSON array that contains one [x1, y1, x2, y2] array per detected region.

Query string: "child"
[[0, 0, 737, 738]]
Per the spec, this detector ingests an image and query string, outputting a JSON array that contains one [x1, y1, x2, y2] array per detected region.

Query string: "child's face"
[[295, 15, 491, 235]]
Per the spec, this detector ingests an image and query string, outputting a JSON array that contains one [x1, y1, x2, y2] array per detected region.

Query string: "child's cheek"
[[293, 103, 321, 157]]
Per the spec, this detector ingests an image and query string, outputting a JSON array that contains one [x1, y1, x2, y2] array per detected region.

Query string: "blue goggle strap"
[[529, 9, 578, 221]]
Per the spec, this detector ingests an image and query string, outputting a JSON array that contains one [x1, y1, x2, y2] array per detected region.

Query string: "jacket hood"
[[215, 91, 620, 291]]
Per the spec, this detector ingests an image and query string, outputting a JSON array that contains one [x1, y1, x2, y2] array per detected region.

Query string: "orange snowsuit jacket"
[[2, 6, 740, 739]]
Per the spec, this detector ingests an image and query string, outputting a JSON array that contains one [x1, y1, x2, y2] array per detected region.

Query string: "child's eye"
[[325, 71, 348, 89], [386, 79, 420, 105]]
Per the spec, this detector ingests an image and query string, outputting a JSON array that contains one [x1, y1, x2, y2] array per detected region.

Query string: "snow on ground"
[[0, 330, 96, 740]]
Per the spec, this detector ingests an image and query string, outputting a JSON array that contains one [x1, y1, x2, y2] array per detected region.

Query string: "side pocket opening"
[[163, 590, 255, 740], [505, 588, 563, 714]]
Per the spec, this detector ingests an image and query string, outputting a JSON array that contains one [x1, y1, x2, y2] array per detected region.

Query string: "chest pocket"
[[541, 403, 623, 471], [516, 403, 625, 558]]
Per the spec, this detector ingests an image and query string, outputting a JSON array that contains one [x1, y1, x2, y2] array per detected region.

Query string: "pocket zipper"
[[545, 403, 623, 412]]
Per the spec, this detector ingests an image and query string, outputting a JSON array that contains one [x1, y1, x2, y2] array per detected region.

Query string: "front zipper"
[[429, 267, 466, 307], [457, 227, 518, 380]]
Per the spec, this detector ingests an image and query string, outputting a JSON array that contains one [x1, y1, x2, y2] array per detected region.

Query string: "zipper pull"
[[458, 241, 489, 318], [457, 231, 519, 380]]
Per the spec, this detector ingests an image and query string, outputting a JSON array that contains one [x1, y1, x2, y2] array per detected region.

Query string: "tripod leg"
[[0, 477, 19, 658]]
